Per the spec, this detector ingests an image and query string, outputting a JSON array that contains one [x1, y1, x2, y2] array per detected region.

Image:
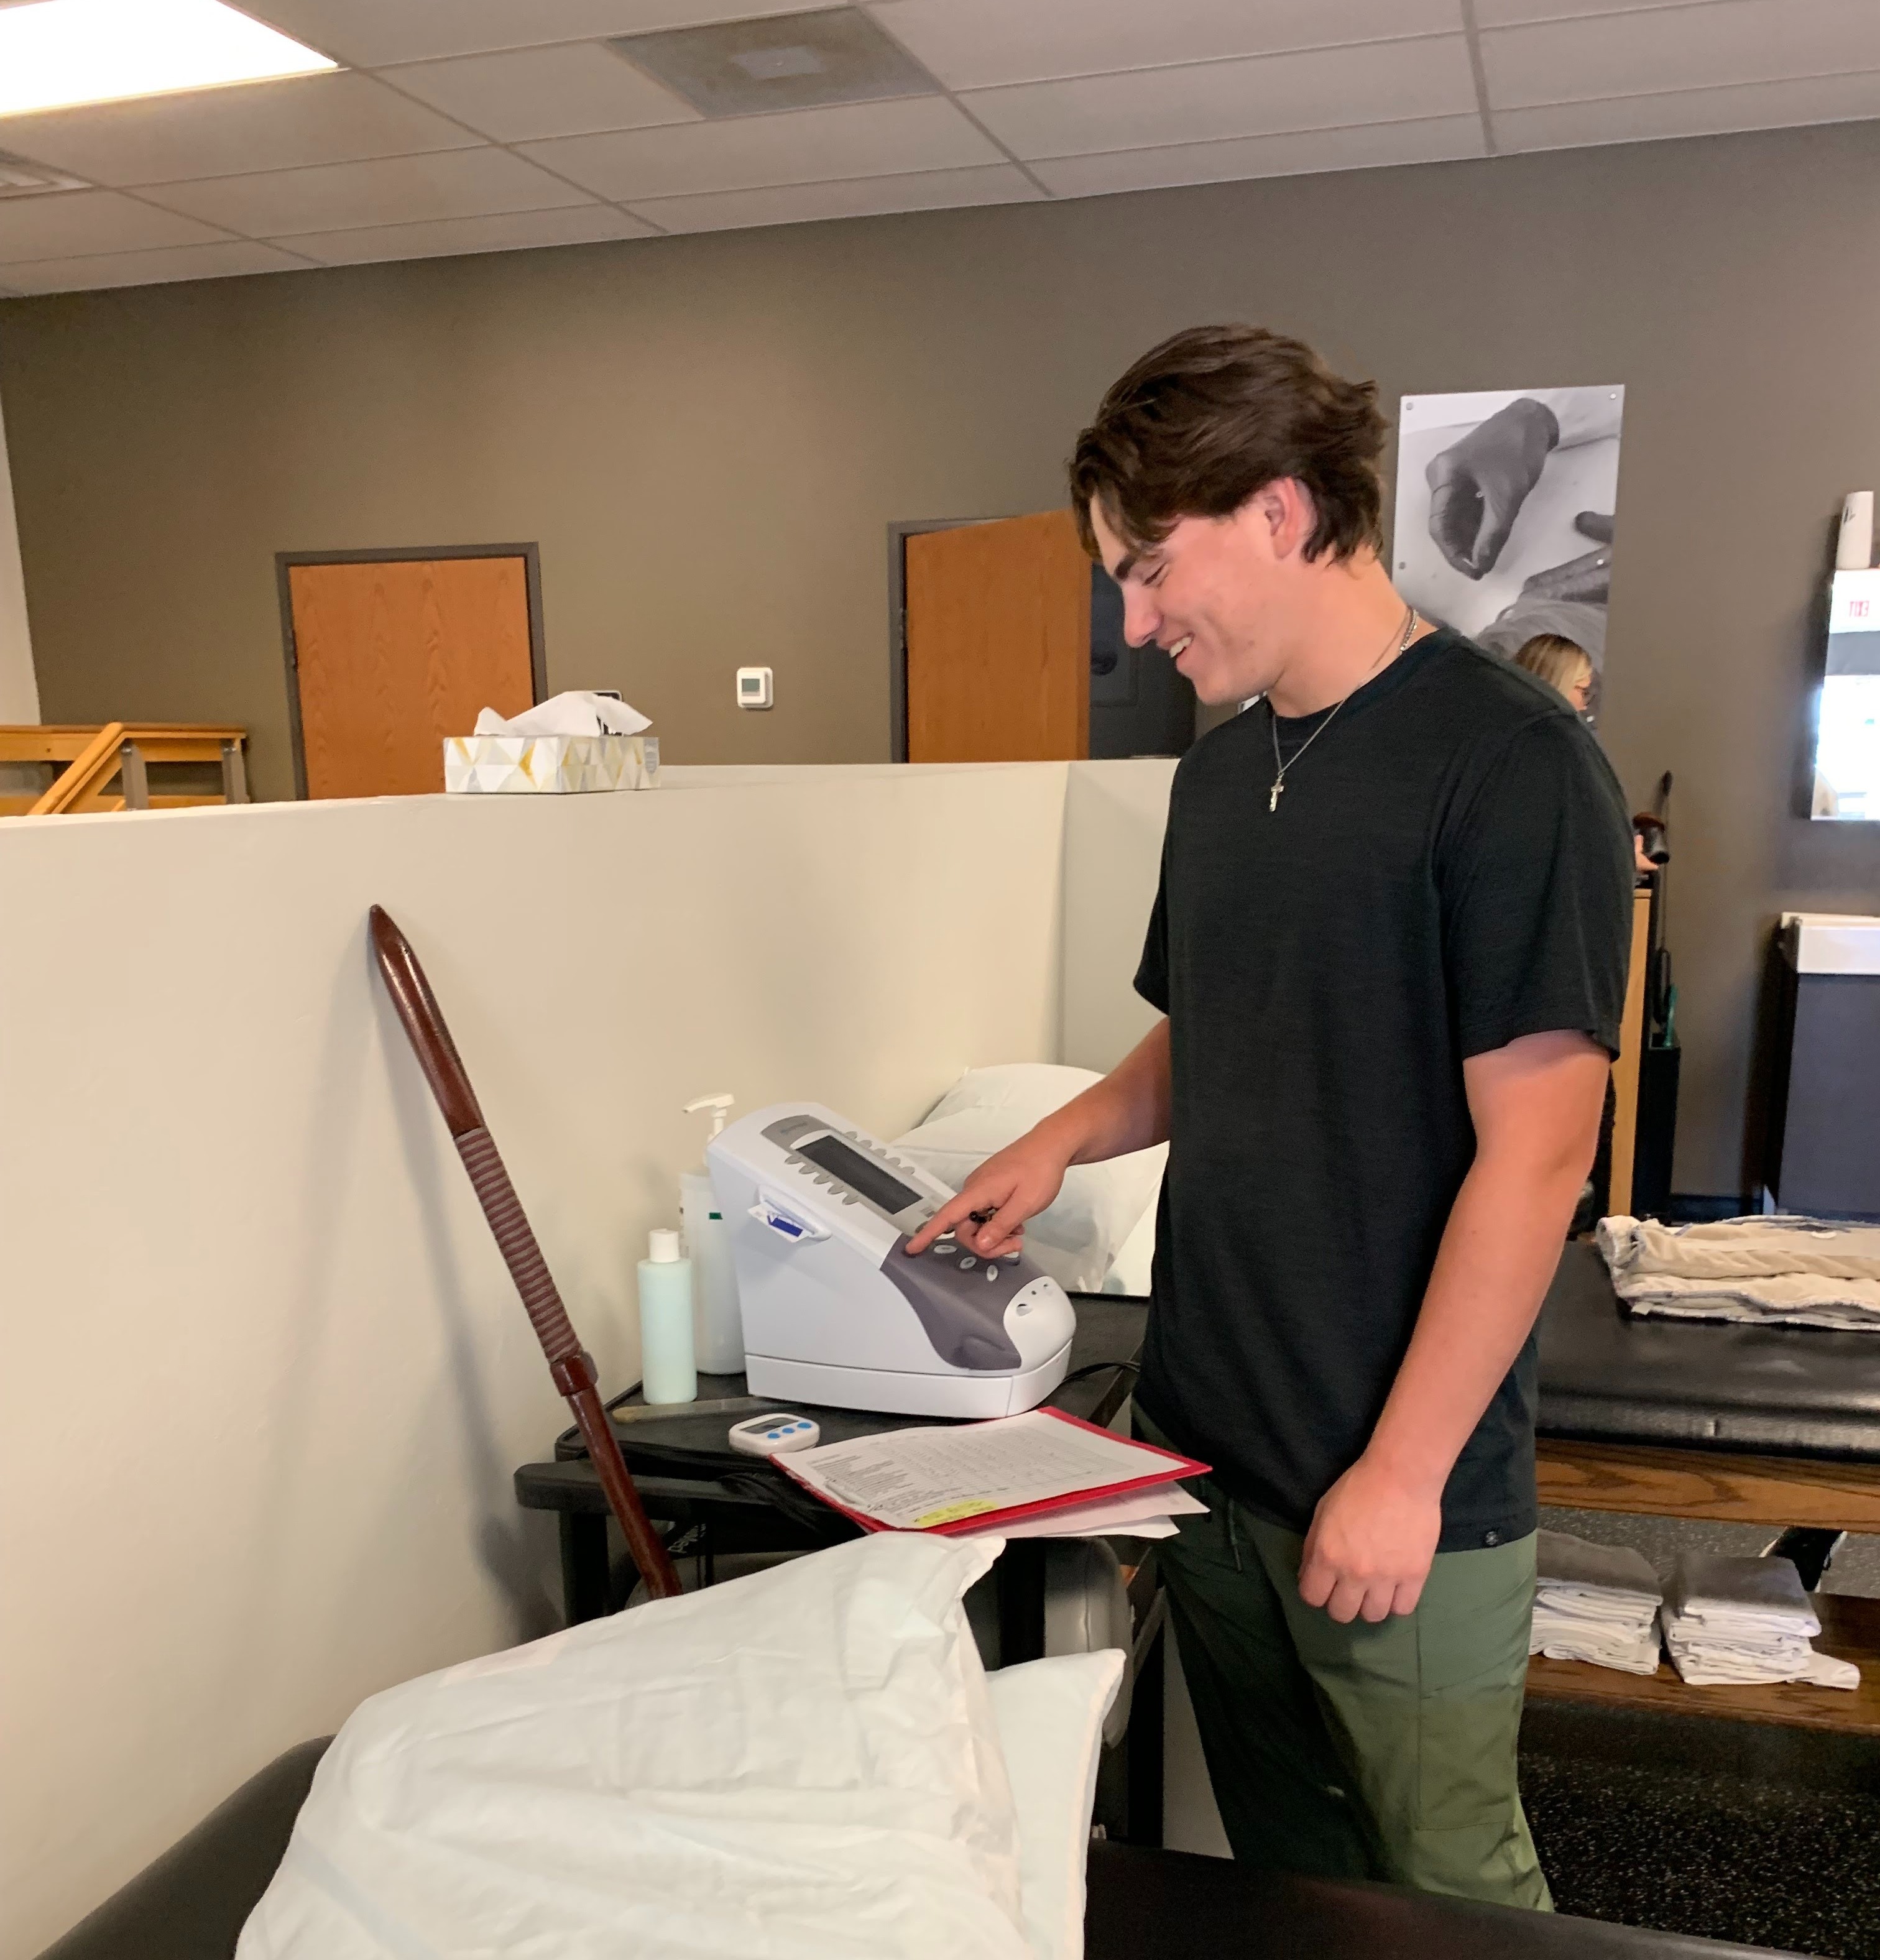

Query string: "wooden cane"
[[369, 904, 683, 1601]]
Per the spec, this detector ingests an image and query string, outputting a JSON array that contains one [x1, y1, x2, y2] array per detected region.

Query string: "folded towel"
[[1529, 1531, 1664, 1675], [1660, 1553, 1859, 1691], [1530, 1603, 1662, 1676], [1598, 1215, 1880, 1329], [1666, 1553, 1819, 1636], [1537, 1529, 1663, 1605]]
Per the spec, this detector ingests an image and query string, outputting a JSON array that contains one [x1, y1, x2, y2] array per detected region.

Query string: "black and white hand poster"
[[1393, 385, 1624, 719]]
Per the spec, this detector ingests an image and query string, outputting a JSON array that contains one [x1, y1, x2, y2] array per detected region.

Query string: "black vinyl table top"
[[1536, 1240, 1880, 1461]]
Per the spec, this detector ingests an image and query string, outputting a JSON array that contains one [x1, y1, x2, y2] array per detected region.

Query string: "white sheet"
[[237, 1533, 1033, 1959]]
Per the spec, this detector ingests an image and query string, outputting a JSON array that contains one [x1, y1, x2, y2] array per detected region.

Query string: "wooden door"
[[905, 510, 1091, 762], [284, 551, 539, 798]]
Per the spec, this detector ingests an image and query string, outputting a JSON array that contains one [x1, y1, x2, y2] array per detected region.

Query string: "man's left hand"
[[1297, 1456, 1443, 1623]]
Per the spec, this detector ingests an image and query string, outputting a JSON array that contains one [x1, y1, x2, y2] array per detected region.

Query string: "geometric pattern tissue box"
[[443, 734, 660, 794]]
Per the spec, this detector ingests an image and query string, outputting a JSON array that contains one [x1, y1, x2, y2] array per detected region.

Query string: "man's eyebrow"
[[1113, 548, 1148, 581]]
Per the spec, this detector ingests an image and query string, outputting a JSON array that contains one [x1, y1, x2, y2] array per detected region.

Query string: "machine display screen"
[[798, 1134, 923, 1215]]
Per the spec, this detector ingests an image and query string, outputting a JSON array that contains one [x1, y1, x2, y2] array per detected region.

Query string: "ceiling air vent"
[[0, 150, 88, 198], [610, 6, 939, 118]]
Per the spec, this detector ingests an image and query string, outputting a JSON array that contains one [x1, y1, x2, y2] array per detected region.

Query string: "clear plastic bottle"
[[681, 1093, 744, 1372], [637, 1228, 696, 1405]]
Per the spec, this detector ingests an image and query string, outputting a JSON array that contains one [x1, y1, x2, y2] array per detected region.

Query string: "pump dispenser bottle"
[[680, 1093, 745, 1372], [637, 1228, 696, 1405]]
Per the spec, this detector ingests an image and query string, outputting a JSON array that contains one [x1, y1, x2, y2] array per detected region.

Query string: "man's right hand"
[[903, 1125, 1074, 1261]]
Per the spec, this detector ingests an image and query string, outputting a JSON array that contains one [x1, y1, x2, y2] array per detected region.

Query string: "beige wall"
[[0, 762, 1077, 1959], [4, 122, 1880, 1187]]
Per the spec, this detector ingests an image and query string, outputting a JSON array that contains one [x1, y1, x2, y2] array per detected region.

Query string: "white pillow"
[[895, 1064, 1166, 1293], [987, 1652, 1125, 1960], [238, 1533, 1030, 1960]]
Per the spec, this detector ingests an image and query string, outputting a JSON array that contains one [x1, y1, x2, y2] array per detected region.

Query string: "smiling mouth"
[[1168, 635, 1193, 661]]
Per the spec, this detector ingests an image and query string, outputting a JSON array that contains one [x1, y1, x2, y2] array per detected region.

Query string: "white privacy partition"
[[1061, 759, 1177, 1073], [0, 763, 1084, 1959]]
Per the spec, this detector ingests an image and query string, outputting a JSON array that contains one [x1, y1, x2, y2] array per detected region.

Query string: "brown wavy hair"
[[1069, 324, 1386, 565]]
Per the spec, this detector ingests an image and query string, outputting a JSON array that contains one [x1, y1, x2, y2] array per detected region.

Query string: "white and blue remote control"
[[727, 1412, 821, 1458]]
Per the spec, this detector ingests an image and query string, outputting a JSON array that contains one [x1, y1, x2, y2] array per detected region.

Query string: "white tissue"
[[474, 691, 650, 738]]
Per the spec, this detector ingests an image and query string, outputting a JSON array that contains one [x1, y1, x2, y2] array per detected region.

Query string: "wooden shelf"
[[1526, 1591, 1880, 1736]]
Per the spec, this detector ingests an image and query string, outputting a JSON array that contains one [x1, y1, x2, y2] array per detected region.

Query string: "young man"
[[908, 326, 1633, 1907]]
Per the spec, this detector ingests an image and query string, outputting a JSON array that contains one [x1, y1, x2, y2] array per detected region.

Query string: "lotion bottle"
[[637, 1228, 696, 1404], [681, 1093, 745, 1373]]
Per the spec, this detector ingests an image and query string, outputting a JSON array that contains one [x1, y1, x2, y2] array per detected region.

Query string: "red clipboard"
[[774, 1406, 1210, 1535]]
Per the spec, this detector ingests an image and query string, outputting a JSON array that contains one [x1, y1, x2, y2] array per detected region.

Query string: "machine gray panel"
[[882, 1235, 1025, 1371]]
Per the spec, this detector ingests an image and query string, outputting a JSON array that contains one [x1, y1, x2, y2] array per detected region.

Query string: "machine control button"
[[1003, 1253, 1021, 1264], [842, 1194, 858, 1205], [985, 1267, 1000, 1283], [959, 1255, 977, 1269], [931, 1243, 951, 1256]]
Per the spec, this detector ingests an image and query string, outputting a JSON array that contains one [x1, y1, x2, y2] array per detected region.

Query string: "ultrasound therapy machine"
[[707, 1103, 1076, 1419]]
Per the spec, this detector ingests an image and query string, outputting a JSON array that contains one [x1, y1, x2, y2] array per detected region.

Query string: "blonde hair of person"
[[1512, 633, 1593, 708]]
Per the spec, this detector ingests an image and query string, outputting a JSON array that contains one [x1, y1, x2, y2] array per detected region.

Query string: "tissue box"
[[443, 734, 660, 794]]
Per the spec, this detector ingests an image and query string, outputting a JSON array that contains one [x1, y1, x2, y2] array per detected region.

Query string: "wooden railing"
[[0, 724, 249, 816]]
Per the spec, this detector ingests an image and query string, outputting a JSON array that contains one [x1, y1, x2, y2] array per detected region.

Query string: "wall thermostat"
[[736, 666, 773, 710]]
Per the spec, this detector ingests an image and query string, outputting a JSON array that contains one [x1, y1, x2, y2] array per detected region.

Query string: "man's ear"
[[1243, 479, 1316, 561]]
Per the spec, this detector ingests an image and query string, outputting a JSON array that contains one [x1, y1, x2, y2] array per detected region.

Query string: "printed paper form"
[[781, 1410, 1195, 1531]]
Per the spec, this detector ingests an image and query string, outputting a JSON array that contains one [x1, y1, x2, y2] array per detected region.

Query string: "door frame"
[[275, 543, 547, 799], [885, 518, 1008, 763]]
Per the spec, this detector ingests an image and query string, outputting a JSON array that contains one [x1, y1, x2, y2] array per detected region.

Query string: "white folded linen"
[[1529, 1530, 1664, 1674], [1661, 1553, 1860, 1691], [1598, 1214, 1880, 1329], [1530, 1604, 1662, 1676]]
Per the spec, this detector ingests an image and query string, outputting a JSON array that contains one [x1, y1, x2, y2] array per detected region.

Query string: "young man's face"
[[1087, 492, 1297, 707]]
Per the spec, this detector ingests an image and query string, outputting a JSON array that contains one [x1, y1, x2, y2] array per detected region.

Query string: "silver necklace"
[[1267, 603, 1417, 814]]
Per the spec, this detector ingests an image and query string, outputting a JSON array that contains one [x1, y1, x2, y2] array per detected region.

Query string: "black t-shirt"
[[1133, 627, 1633, 1552]]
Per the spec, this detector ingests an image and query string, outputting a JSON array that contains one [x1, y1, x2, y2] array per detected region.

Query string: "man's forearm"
[[1362, 1144, 1585, 1502], [1038, 1019, 1171, 1166]]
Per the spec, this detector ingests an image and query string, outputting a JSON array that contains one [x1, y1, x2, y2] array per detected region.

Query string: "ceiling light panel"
[[0, 0, 336, 120], [870, 0, 1463, 93], [612, 9, 940, 118]]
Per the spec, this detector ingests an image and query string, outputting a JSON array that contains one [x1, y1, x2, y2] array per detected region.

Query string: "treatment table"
[[1530, 1241, 1880, 1736], [35, 1734, 1807, 1960]]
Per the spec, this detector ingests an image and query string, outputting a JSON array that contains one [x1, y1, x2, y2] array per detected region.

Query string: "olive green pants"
[[1143, 1423, 1551, 1909]]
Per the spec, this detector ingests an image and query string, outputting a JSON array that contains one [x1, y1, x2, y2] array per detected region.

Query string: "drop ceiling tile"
[[0, 189, 229, 265], [1033, 114, 1485, 198], [519, 94, 998, 200], [144, 147, 596, 237], [382, 42, 699, 142], [1495, 67, 1880, 150], [0, 240, 309, 295], [869, 0, 1463, 91], [240, 1, 818, 68], [0, 73, 476, 189], [277, 203, 658, 262], [1482, 0, 1880, 110], [1474, 0, 1711, 20], [630, 159, 1039, 230], [963, 34, 1478, 160]]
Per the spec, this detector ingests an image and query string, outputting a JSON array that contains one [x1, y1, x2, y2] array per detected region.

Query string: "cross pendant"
[[1268, 780, 1284, 813]]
